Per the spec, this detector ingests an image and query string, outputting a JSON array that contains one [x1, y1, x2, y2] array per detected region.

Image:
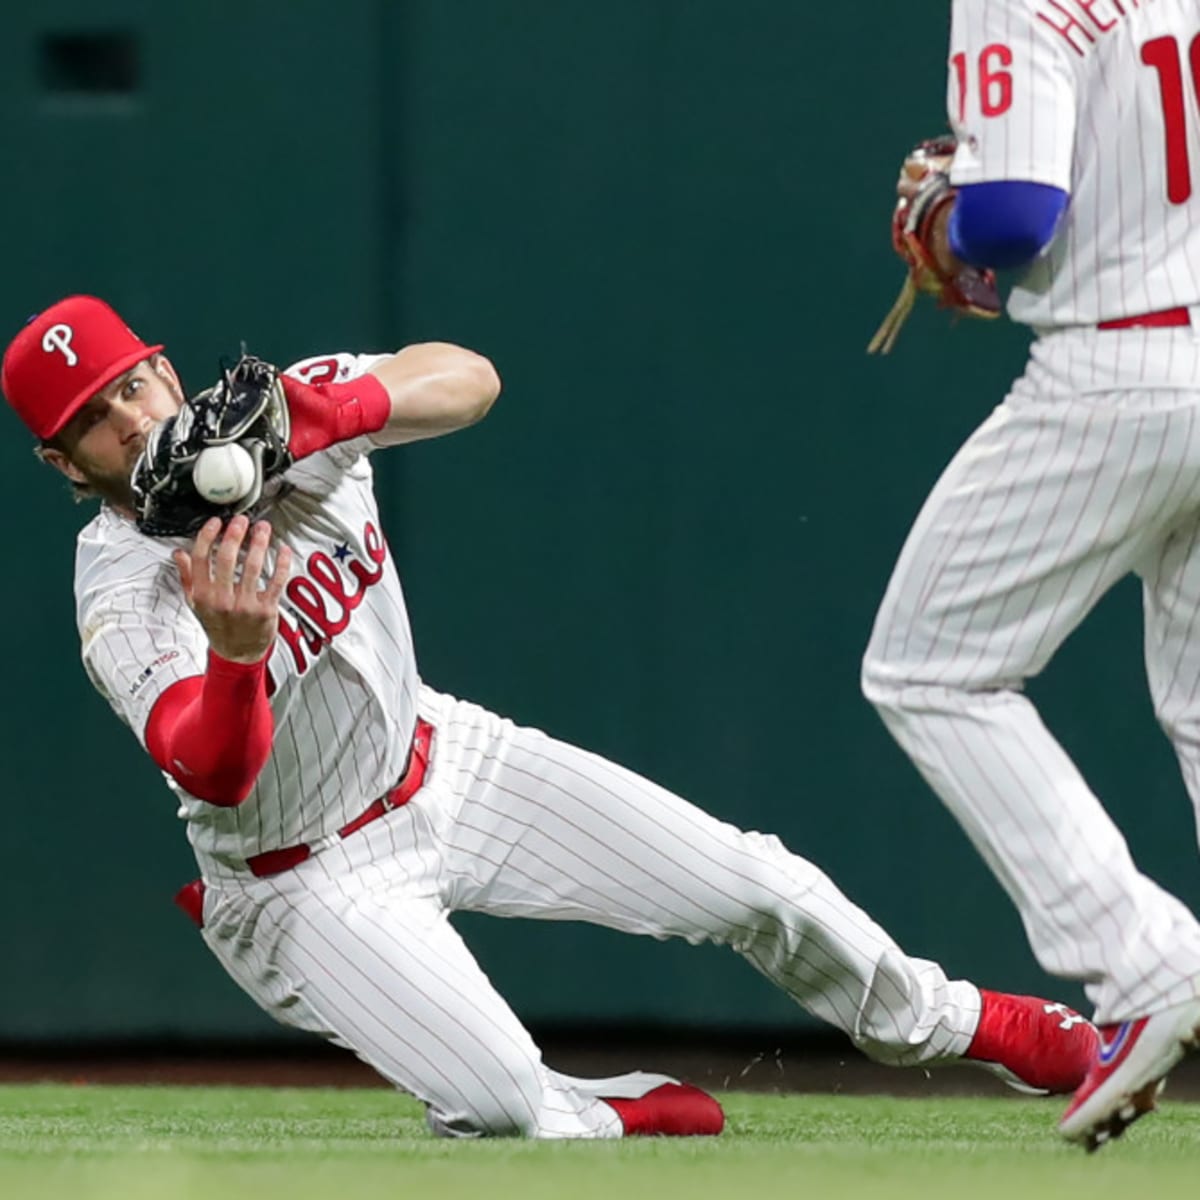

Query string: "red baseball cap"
[[1, 295, 164, 439]]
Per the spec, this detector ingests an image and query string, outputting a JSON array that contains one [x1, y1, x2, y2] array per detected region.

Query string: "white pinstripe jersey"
[[947, 0, 1200, 327], [76, 352, 420, 866]]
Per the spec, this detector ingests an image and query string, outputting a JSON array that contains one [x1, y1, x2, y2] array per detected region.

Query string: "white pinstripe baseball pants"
[[200, 685, 980, 1138], [863, 326, 1200, 1026]]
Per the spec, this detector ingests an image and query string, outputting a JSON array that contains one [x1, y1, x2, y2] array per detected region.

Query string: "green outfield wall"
[[0, 0, 1195, 1040]]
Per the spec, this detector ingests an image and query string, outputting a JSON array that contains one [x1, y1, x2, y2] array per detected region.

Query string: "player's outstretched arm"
[[366, 342, 501, 447], [277, 342, 500, 462]]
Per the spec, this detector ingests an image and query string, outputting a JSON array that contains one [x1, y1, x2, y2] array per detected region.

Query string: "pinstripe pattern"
[[949, 0, 1200, 328], [201, 685, 981, 1136], [864, 326, 1200, 1024], [78, 352, 983, 1137], [865, 0, 1200, 1029], [421, 688, 978, 1064]]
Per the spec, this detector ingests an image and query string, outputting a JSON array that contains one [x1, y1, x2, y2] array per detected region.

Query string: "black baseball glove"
[[131, 354, 293, 537]]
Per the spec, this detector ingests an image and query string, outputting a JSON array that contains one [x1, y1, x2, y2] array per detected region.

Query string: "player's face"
[[42, 356, 184, 512]]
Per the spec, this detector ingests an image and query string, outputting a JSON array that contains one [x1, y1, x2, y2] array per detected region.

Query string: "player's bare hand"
[[173, 516, 293, 664]]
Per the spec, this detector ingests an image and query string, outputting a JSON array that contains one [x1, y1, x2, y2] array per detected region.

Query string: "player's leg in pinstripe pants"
[[203, 686, 983, 1139], [862, 381, 1200, 1025], [202, 814, 632, 1140], [423, 688, 982, 1076]]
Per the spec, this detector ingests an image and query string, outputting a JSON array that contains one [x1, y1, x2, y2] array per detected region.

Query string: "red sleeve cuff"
[[282, 372, 392, 461], [205, 647, 270, 680]]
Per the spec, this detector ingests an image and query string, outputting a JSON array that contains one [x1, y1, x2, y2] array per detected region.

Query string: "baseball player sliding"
[[864, 0, 1200, 1153], [2, 295, 1095, 1139]]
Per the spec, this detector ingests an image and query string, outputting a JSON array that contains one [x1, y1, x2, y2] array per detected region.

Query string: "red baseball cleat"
[[964, 990, 1098, 1095], [1058, 997, 1200, 1151], [602, 1079, 725, 1137]]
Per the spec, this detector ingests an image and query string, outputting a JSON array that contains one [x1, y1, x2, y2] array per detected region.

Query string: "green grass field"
[[2, 1084, 1198, 1200]]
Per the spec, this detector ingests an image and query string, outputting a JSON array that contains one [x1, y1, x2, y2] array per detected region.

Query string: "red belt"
[[246, 717, 434, 878], [173, 719, 434, 929], [1098, 307, 1191, 330]]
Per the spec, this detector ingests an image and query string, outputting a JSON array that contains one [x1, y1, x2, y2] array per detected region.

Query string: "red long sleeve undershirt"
[[145, 651, 274, 807]]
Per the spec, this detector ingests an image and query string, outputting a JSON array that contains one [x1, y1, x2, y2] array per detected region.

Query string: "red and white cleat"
[[1058, 998, 1200, 1152], [601, 1075, 725, 1137], [964, 990, 1098, 1095]]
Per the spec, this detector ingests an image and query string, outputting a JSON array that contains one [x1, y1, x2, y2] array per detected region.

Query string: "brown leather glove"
[[868, 135, 1002, 355]]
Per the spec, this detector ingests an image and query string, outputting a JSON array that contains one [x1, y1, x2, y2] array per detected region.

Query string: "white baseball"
[[193, 443, 257, 504]]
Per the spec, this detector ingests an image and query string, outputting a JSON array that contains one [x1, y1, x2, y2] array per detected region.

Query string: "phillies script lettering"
[[277, 522, 387, 673]]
